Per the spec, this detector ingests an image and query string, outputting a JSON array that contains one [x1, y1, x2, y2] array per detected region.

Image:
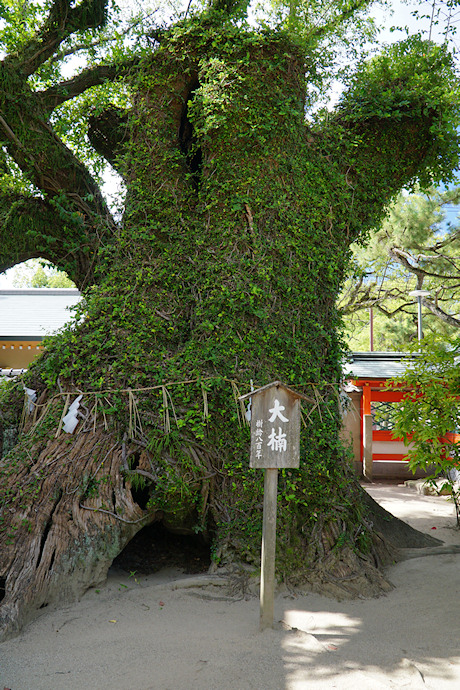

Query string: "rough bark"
[[0, 426, 146, 641], [0, 390, 441, 641]]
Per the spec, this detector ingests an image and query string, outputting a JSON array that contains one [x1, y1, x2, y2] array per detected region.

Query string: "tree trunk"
[[0, 19, 454, 640]]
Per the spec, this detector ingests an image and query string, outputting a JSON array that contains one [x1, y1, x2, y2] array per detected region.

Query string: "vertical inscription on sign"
[[255, 418, 264, 460]]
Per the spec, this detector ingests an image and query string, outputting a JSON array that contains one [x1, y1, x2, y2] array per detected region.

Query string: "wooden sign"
[[240, 381, 304, 469], [239, 380, 307, 630]]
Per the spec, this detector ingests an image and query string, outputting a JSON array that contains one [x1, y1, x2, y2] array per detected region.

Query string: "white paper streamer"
[[62, 395, 82, 434]]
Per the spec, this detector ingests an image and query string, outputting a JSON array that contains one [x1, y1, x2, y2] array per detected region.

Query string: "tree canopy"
[[390, 336, 460, 522], [0, 0, 458, 640], [10, 258, 75, 287], [341, 187, 460, 350]]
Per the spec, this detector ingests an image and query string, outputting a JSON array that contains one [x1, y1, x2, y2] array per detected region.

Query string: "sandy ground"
[[1, 482, 460, 690]]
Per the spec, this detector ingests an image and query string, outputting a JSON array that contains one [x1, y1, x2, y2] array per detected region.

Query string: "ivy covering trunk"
[[0, 0, 457, 640]]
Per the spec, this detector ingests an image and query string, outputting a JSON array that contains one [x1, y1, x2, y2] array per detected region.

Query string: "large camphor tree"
[[0, 0, 458, 639]]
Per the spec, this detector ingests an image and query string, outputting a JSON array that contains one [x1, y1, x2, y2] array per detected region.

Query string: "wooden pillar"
[[363, 384, 371, 416], [362, 385, 373, 481], [363, 414, 373, 481], [260, 468, 278, 631]]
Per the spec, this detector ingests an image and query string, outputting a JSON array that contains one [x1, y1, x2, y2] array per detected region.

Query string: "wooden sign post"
[[239, 381, 305, 631]]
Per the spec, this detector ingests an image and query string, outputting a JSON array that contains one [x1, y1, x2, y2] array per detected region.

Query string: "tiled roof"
[[343, 352, 416, 380], [0, 289, 81, 339]]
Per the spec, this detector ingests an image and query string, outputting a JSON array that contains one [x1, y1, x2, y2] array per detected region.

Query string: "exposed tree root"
[[361, 489, 443, 549], [0, 396, 449, 642], [0, 417, 156, 641], [397, 545, 460, 560]]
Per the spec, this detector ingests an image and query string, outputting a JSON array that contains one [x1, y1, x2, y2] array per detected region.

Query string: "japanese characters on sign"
[[246, 382, 301, 469]]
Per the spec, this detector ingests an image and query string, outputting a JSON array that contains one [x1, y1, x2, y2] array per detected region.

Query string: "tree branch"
[[39, 58, 140, 114], [376, 302, 415, 318], [0, 105, 112, 214], [0, 3, 121, 287], [341, 277, 460, 329], [309, 0, 371, 41], [421, 298, 460, 329], [87, 107, 129, 174], [208, 0, 249, 17], [0, 193, 94, 285], [432, 228, 460, 251], [390, 247, 460, 282], [49, 11, 153, 65], [5, 0, 109, 78], [0, 83, 117, 287], [325, 42, 459, 247]]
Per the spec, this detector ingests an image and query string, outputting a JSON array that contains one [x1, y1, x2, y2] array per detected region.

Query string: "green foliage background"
[[341, 187, 460, 350], [390, 337, 460, 521]]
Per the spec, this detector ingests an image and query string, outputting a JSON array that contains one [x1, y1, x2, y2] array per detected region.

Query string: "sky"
[[1, 0, 459, 288]]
